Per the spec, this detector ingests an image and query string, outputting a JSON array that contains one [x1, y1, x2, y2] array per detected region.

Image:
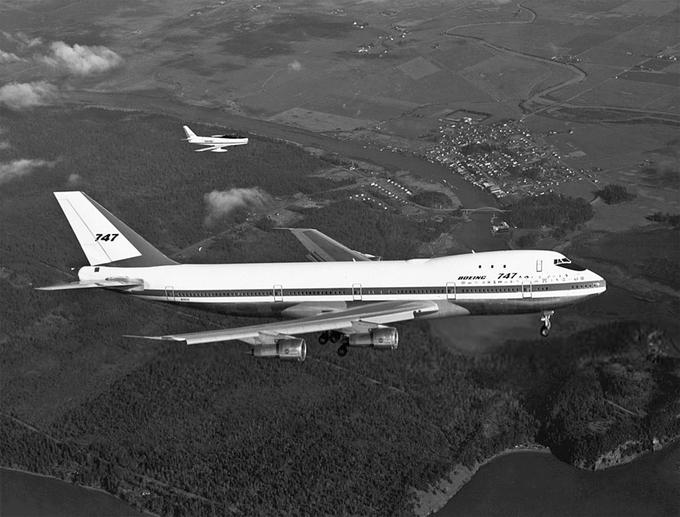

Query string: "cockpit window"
[[555, 262, 586, 271], [554, 258, 570, 264]]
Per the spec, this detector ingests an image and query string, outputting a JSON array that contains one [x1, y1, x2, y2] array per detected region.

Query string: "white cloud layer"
[[0, 81, 58, 109], [0, 158, 56, 185], [1, 31, 42, 49], [0, 50, 24, 63], [40, 41, 123, 76], [204, 188, 270, 226]]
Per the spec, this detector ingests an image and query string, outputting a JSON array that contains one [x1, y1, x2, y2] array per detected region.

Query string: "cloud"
[[288, 60, 302, 72], [204, 187, 271, 226], [0, 159, 56, 185], [40, 41, 123, 76], [1, 31, 42, 49], [0, 50, 24, 63], [0, 81, 58, 109], [15, 32, 42, 48], [67, 173, 82, 185]]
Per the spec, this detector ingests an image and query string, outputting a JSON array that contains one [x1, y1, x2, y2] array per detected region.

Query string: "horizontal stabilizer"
[[36, 278, 143, 291]]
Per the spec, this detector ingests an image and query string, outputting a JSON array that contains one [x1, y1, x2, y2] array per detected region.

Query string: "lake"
[[0, 468, 144, 517], [437, 441, 680, 517]]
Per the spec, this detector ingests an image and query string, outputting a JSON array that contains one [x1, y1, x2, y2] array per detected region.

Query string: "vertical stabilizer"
[[182, 125, 196, 139], [54, 191, 178, 267]]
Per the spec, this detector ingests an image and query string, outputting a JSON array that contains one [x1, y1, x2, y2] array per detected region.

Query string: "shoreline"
[[0, 466, 156, 516], [411, 435, 680, 516], [411, 444, 550, 517]]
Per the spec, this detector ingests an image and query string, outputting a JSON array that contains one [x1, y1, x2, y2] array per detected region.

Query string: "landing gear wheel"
[[318, 332, 329, 345], [337, 344, 348, 357], [329, 331, 343, 344], [539, 310, 554, 337]]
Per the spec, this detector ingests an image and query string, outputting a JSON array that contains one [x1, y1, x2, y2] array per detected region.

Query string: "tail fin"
[[54, 191, 178, 267], [182, 125, 196, 139]]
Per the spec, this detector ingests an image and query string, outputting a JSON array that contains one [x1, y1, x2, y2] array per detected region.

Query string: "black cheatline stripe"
[[136, 281, 603, 298]]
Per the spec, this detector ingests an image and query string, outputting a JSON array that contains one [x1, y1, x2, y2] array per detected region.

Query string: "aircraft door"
[[446, 282, 456, 300], [521, 280, 532, 299], [164, 286, 175, 301], [273, 285, 283, 302], [352, 283, 362, 301]]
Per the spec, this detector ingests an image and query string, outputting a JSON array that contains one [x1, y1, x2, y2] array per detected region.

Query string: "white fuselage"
[[79, 250, 606, 318], [189, 136, 248, 146]]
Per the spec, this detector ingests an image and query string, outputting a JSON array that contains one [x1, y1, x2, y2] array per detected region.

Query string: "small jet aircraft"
[[182, 125, 248, 152], [39, 192, 607, 362]]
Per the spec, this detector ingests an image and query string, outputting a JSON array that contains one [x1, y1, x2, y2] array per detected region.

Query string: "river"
[[436, 441, 680, 517], [69, 90, 497, 210]]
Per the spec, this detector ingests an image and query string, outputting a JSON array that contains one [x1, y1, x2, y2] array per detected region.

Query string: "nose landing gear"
[[540, 310, 554, 337]]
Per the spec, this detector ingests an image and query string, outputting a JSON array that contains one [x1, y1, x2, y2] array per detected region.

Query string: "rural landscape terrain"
[[1, 0, 678, 515]]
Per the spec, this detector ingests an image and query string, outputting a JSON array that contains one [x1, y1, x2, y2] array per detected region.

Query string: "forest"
[[2, 106, 679, 516], [503, 192, 593, 231], [595, 184, 636, 204], [3, 321, 677, 516]]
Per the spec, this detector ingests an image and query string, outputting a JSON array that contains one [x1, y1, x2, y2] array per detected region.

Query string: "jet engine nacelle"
[[348, 327, 399, 349], [253, 338, 307, 362]]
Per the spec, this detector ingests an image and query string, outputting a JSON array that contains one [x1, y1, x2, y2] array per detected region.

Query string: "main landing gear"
[[540, 310, 554, 337], [318, 331, 349, 356], [318, 331, 343, 345]]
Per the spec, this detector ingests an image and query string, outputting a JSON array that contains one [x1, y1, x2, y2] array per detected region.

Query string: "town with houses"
[[425, 117, 595, 200]]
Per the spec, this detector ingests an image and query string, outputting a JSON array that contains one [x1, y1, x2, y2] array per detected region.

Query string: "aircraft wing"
[[282, 228, 378, 262], [127, 300, 439, 346], [36, 278, 143, 291], [195, 145, 228, 153]]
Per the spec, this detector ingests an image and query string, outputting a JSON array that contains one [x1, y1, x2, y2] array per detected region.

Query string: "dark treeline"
[[0, 107, 335, 262], [595, 184, 636, 204], [410, 191, 454, 209], [2, 321, 677, 516], [296, 200, 453, 260], [475, 322, 680, 467], [647, 211, 680, 228], [504, 193, 593, 231]]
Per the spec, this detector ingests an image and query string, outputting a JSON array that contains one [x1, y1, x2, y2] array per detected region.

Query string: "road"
[[444, 4, 679, 124]]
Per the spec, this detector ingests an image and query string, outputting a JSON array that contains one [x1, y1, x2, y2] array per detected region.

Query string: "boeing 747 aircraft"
[[182, 125, 248, 152], [39, 192, 606, 362]]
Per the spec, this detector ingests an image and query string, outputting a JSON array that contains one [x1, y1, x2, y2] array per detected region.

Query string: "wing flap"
[[128, 300, 439, 346]]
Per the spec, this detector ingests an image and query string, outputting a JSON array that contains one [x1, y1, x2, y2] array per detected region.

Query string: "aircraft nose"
[[590, 270, 607, 293]]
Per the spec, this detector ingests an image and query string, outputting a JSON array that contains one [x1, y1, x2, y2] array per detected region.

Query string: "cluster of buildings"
[[356, 23, 408, 56], [426, 119, 582, 200]]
